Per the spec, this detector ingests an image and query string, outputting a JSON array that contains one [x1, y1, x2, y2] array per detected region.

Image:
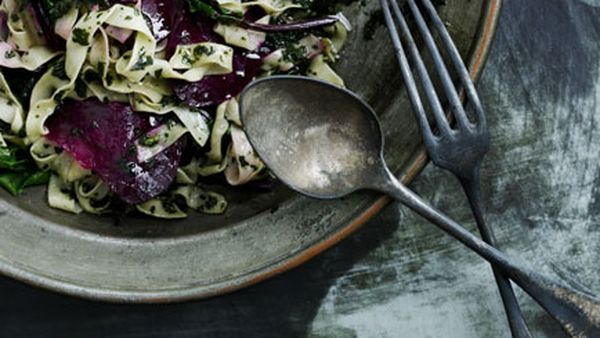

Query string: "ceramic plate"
[[0, 0, 502, 303]]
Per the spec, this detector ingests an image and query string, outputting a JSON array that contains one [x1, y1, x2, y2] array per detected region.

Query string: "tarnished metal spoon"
[[239, 76, 600, 337]]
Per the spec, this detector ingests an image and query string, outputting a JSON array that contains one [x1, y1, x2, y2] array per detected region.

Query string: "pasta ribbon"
[[0, 0, 350, 218], [26, 5, 236, 143]]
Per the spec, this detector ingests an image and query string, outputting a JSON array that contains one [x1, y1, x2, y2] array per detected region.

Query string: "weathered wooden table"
[[1, 0, 598, 337]]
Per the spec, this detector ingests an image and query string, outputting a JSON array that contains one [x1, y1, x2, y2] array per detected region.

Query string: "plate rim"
[[0, 0, 504, 303]]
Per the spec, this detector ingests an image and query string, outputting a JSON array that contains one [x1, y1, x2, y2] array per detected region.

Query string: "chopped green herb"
[[185, 0, 242, 24], [4, 50, 16, 59], [51, 58, 69, 80], [193, 45, 215, 57], [74, 78, 88, 97], [97, 62, 106, 75], [72, 28, 90, 46], [131, 54, 153, 71], [83, 69, 102, 83], [36, 0, 112, 23], [139, 133, 161, 147]]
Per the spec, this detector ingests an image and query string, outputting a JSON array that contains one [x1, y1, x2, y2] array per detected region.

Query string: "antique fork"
[[380, 0, 533, 337]]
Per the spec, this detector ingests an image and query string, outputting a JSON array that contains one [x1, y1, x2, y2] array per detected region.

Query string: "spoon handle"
[[378, 170, 600, 337]]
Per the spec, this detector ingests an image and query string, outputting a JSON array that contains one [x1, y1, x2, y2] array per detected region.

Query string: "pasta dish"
[[0, 0, 349, 218]]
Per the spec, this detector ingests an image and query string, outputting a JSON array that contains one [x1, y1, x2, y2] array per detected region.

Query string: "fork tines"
[[379, 0, 486, 138]]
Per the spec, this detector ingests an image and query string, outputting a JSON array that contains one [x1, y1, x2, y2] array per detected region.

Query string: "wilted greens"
[[0, 145, 50, 196]]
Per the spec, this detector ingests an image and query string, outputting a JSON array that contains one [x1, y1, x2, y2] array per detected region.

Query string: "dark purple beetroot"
[[166, 8, 223, 56], [29, 3, 64, 50], [45, 99, 184, 205], [0, 11, 8, 41], [164, 6, 269, 107], [141, 0, 184, 40], [173, 51, 266, 107]]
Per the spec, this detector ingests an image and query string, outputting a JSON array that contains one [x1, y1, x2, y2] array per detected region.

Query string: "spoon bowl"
[[240, 76, 384, 199], [240, 76, 600, 337]]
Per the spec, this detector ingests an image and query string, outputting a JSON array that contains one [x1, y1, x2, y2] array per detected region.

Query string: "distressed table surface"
[[1, 0, 599, 337]]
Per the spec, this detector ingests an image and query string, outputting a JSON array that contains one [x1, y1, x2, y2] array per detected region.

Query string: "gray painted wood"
[[0, 0, 597, 336]]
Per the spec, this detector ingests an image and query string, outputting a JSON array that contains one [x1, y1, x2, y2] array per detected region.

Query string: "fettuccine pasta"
[[0, 0, 350, 219]]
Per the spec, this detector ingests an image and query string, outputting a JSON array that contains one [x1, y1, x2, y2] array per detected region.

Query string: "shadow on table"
[[0, 205, 402, 338]]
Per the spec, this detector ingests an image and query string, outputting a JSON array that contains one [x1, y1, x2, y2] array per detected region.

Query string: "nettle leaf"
[[0, 145, 50, 196]]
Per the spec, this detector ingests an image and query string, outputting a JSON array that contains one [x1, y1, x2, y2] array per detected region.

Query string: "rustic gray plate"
[[0, 0, 502, 303]]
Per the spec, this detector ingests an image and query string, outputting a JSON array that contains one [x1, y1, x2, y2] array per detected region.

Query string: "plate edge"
[[0, 0, 505, 303]]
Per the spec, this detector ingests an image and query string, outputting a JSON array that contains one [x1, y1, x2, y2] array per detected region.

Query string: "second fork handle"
[[377, 168, 600, 337], [459, 168, 533, 338]]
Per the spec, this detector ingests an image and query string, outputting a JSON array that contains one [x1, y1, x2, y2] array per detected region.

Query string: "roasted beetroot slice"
[[45, 99, 184, 205], [173, 52, 265, 107], [141, 0, 184, 40], [166, 9, 224, 57], [164, 8, 268, 107], [0, 11, 8, 41], [29, 3, 64, 50]]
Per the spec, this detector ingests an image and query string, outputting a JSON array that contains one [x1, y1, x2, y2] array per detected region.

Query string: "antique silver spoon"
[[239, 76, 600, 337]]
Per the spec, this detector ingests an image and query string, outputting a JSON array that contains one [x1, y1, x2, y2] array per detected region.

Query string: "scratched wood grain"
[[0, 0, 598, 337]]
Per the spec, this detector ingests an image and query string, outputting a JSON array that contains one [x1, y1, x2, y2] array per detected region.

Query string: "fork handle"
[[459, 168, 533, 338], [375, 167, 600, 337]]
